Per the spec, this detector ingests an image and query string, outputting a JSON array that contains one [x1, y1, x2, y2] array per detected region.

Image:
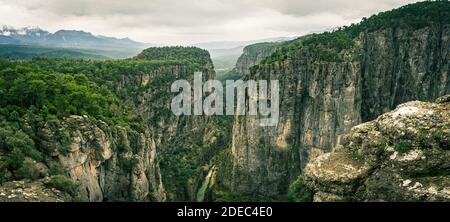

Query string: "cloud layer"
[[0, 0, 418, 44]]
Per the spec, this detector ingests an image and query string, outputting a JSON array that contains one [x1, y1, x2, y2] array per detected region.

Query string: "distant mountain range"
[[0, 25, 154, 59], [0, 25, 292, 67], [0, 25, 150, 50]]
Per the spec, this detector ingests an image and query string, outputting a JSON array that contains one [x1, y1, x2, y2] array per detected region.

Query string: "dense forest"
[[0, 50, 213, 193], [260, 0, 450, 64], [0, 44, 234, 201]]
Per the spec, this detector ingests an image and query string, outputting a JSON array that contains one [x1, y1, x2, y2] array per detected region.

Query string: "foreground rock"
[[39, 115, 166, 202], [0, 180, 70, 202], [304, 95, 450, 201]]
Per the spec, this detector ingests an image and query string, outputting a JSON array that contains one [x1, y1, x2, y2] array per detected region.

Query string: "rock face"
[[233, 42, 282, 76], [39, 115, 166, 202], [126, 48, 229, 201], [0, 180, 70, 202], [304, 95, 450, 201], [227, 24, 450, 196]]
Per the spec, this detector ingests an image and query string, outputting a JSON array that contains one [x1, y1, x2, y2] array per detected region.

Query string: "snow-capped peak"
[[0, 25, 47, 36]]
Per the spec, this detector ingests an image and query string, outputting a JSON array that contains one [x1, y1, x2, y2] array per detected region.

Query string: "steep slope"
[[226, 1, 450, 197], [304, 95, 450, 201], [133, 47, 233, 201], [0, 46, 223, 202], [19, 47, 229, 201], [0, 59, 167, 201], [233, 42, 283, 76]]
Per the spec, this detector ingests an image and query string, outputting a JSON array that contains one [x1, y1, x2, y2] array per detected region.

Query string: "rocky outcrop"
[[233, 42, 282, 76], [0, 180, 70, 202], [39, 115, 166, 202], [227, 21, 450, 196], [304, 95, 450, 201]]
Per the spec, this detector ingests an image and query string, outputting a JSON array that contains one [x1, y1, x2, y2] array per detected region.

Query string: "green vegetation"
[[135, 46, 212, 67], [159, 115, 234, 200], [259, 1, 450, 65], [287, 176, 313, 202], [16, 157, 48, 180], [242, 42, 282, 58], [0, 45, 220, 201], [394, 142, 412, 154], [434, 127, 450, 150], [46, 175, 76, 194], [0, 51, 205, 188], [0, 44, 110, 60], [215, 69, 241, 83]]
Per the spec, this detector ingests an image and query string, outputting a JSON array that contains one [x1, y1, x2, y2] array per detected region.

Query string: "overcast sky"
[[0, 0, 419, 45]]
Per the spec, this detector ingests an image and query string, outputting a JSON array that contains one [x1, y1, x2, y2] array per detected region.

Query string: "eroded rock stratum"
[[304, 95, 450, 201]]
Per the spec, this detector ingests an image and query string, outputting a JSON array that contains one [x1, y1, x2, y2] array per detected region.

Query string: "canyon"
[[0, 1, 449, 202]]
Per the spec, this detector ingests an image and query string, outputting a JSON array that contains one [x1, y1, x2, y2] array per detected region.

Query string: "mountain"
[[0, 25, 50, 43], [0, 26, 152, 59], [193, 37, 293, 71], [46, 30, 148, 49], [233, 42, 284, 76], [219, 1, 450, 199]]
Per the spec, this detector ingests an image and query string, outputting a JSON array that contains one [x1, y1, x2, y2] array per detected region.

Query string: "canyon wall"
[[227, 24, 450, 196]]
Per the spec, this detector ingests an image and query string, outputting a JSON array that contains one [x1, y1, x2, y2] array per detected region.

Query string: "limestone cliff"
[[39, 115, 166, 202], [233, 42, 282, 76], [127, 48, 230, 201], [227, 2, 450, 197], [304, 95, 450, 201]]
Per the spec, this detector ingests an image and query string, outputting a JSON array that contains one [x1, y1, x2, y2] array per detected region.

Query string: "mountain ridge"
[[0, 25, 149, 50]]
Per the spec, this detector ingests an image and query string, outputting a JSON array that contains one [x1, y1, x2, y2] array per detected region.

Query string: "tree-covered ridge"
[[0, 60, 121, 122], [0, 42, 218, 197], [242, 42, 283, 57], [0, 60, 133, 185], [0, 51, 207, 186], [259, 0, 450, 65], [24, 58, 202, 86], [135, 46, 212, 67]]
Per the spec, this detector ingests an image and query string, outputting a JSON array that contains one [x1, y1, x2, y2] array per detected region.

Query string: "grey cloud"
[[0, 0, 419, 44]]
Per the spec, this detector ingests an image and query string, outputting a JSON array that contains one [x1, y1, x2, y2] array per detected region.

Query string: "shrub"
[[47, 160, 65, 176], [287, 176, 313, 202], [394, 142, 411, 154], [47, 175, 76, 194], [16, 157, 48, 180]]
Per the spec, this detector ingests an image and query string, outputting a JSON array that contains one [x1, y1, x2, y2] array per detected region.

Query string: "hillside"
[[0, 26, 151, 59], [224, 1, 450, 198]]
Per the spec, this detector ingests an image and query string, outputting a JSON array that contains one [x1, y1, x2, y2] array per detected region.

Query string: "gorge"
[[0, 1, 449, 202]]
